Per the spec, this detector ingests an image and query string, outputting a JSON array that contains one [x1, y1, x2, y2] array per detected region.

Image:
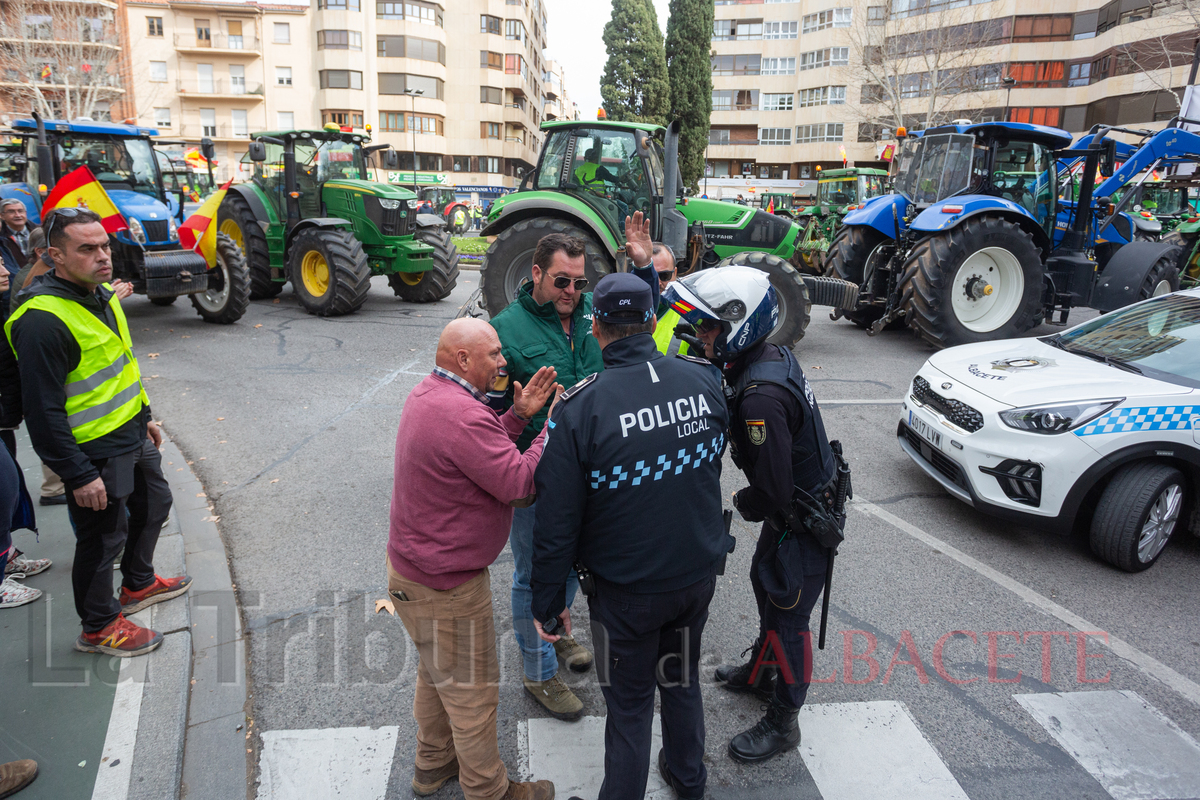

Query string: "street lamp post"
[[1001, 76, 1016, 123], [404, 87, 424, 197]]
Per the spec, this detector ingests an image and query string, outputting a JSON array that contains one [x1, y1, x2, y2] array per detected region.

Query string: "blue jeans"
[[510, 503, 578, 682]]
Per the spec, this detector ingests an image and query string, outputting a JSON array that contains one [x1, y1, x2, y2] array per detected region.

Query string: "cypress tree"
[[665, 0, 714, 192], [600, 0, 670, 126]]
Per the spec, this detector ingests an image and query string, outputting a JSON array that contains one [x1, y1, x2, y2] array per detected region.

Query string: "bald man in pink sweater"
[[388, 318, 562, 800]]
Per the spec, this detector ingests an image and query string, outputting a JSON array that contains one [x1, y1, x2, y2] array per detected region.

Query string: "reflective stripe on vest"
[[5, 289, 148, 444], [652, 307, 689, 357]]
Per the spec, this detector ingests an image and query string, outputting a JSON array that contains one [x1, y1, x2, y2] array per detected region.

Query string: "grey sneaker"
[[553, 634, 593, 673], [523, 673, 584, 721]]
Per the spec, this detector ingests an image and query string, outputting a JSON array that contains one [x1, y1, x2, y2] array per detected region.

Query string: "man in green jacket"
[[489, 212, 658, 719]]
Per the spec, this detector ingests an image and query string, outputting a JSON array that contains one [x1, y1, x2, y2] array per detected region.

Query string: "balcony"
[[180, 123, 251, 142], [177, 78, 265, 100], [174, 33, 261, 55], [504, 103, 530, 124]]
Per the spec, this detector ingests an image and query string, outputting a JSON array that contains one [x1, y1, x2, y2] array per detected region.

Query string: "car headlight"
[[128, 218, 147, 244], [999, 398, 1125, 434], [378, 198, 401, 210], [407, 199, 420, 209], [167, 216, 179, 242]]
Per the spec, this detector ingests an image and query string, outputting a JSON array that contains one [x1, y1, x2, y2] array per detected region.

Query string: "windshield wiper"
[[1062, 344, 1143, 374]]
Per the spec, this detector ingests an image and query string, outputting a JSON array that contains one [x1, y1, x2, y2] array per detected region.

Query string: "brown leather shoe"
[[501, 778, 555, 800], [412, 756, 458, 796], [0, 759, 37, 798]]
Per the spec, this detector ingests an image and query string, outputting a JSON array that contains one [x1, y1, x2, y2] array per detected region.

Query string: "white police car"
[[898, 288, 1200, 571]]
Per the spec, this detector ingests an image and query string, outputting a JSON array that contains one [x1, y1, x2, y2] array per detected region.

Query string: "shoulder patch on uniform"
[[675, 353, 713, 366], [559, 372, 598, 403], [746, 419, 766, 446]]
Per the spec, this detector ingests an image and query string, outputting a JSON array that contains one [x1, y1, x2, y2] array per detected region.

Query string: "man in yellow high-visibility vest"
[[1, 207, 187, 657], [649, 243, 690, 356]]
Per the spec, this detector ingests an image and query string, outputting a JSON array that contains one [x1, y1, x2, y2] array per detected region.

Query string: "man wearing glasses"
[[488, 212, 659, 720], [649, 244, 692, 356]]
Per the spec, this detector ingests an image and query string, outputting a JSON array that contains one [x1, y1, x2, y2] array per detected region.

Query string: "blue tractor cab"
[[0, 115, 249, 323]]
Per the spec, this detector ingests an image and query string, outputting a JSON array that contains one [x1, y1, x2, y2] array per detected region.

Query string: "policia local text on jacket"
[[1, 272, 174, 634], [531, 325, 732, 799]]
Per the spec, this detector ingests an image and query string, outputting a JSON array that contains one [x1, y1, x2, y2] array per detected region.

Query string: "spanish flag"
[[42, 166, 128, 234], [178, 180, 232, 269], [766, 197, 775, 214]]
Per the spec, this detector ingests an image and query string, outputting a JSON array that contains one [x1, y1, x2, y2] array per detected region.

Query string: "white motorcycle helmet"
[[662, 267, 778, 360]]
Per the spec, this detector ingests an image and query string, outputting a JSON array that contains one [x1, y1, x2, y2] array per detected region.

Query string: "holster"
[[575, 562, 596, 597]]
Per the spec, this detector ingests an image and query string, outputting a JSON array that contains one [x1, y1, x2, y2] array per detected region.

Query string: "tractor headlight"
[[378, 198, 401, 210], [407, 199, 420, 209], [167, 216, 179, 242], [999, 398, 1124, 434], [128, 218, 147, 244]]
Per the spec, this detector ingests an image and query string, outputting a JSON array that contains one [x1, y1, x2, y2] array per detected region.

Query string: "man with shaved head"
[[388, 316, 562, 800]]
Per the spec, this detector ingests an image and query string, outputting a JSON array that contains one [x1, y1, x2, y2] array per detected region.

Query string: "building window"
[[231, 109, 248, 137], [762, 21, 797, 39], [711, 54, 761, 76], [712, 90, 732, 111], [1008, 107, 1061, 127], [505, 54, 529, 80], [322, 109, 364, 127], [708, 129, 730, 145], [318, 30, 362, 50], [1007, 62, 1066, 88], [227, 20, 244, 49], [453, 156, 471, 172], [381, 112, 443, 134], [761, 92, 794, 111], [801, 8, 851, 34], [274, 22, 290, 43], [797, 86, 845, 106], [505, 19, 526, 42], [759, 127, 791, 145], [398, 36, 443, 63], [1068, 62, 1091, 87], [194, 19, 210, 43], [481, 86, 502, 104], [377, 0, 441, 25], [867, 6, 885, 25], [277, 111, 294, 128], [318, 0, 360, 9], [761, 57, 795, 75], [481, 14, 501, 35], [799, 48, 847, 71], [796, 123, 843, 143], [149, 61, 168, 82], [482, 121, 501, 139], [154, 108, 171, 129], [481, 50, 503, 69], [276, 67, 292, 86], [482, 157, 501, 173], [23, 15, 51, 40], [200, 108, 216, 136], [147, 17, 163, 36], [378, 73, 444, 98], [1013, 14, 1072, 43], [319, 70, 363, 90]]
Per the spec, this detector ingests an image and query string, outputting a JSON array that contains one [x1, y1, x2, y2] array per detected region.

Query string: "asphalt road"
[[126, 277, 1200, 799]]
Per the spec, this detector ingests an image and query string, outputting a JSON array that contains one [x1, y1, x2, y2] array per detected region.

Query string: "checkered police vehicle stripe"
[[1075, 406, 1199, 437], [589, 434, 725, 490]]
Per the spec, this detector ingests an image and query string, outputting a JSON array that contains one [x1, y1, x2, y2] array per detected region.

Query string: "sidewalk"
[[0, 429, 247, 799]]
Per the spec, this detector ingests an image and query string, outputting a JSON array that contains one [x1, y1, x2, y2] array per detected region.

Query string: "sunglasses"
[[696, 319, 723, 334], [551, 275, 589, 291], [43, 206, 88, 247], [656, 270, 676, 282]]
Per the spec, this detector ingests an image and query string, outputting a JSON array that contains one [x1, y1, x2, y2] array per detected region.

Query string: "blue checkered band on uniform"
[[662, 266, 778, 360]]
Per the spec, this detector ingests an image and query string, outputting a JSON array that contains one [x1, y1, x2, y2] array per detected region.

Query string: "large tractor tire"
[[149, 296, 176, 306], [825, 224, 894, 329], [903, 215, 1043, 349], [288, 228, 372, 316], [218, 194, 280, 300], [1090, 461, 1185, 572], [480, 218, 611, 316], [191, 232, 251, 324], [715, 251, 811, 347], [1161, 231, 1197, 282], [389, 225, 460, 303]]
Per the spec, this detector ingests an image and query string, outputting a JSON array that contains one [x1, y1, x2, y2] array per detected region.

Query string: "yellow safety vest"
[[575, 162, 605, 189], [652, 306, 689, 356], [6, 290, 149, 444]]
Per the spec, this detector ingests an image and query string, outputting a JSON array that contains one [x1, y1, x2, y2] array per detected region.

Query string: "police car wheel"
[[1089, 461, 1186, 572]]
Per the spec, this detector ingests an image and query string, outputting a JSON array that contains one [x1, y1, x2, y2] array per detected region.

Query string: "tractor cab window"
[[893, 133, 976, 205], [859, 173, 886, 201], [644, 137, 666, 198], [155, 150, 181, 194], [0, 148, 25, 184], [59, 136, 160, 199], [1140, 185, 1186, 216], [991, 140, 1055, 231], [818, 177, 856, 206], [295, 139, 366, 184], [539, 127, 650, 235], [248, 142, 285, 198]]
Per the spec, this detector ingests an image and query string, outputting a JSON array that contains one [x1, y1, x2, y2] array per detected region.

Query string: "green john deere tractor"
[[479, 120, 857, 346], [793, 167, 888, 273], [217, 126, 458, 316]]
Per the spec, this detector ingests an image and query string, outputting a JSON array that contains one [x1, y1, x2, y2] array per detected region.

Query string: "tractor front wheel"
[[903, 215, 1043, 349], [218, 194, 279, 299], [191, 232, 252, 324], [480, 218, 611, 316], [288, 228, 372, 316], [389, 225, 460, 303], [824, 225, 894, 329], [716, 251, 811, 347]]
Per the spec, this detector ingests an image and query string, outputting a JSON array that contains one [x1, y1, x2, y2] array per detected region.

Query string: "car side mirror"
[[201, 137, 216, 162], [247, 141, 267, 162], [383, 148, 400, 169], [1099, 139, 1117, 178]]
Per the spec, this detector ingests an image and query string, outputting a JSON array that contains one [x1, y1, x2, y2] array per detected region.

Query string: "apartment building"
[[544, 59, 580, 122], [707, 0, 1199, 199]]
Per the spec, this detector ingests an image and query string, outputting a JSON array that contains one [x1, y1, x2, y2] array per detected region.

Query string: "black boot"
[[728, 696, 801, 763], [714, 639, 776, 699]]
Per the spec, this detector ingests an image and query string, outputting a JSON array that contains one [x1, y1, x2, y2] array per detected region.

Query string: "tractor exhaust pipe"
[[660, 121, 687, 270], [31, 111, 55, 195]]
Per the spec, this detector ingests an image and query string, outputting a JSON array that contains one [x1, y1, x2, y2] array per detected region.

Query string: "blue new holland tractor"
[[825, 120, 1190, 348]]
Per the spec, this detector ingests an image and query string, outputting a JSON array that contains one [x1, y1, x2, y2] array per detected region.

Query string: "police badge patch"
[[746, 419, 766, 445]]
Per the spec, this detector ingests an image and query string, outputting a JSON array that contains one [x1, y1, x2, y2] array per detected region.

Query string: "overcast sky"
[[544, 0, 671, 121]]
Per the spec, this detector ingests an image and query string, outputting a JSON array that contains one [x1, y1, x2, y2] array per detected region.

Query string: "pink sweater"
[[388, 373, 547, 590]]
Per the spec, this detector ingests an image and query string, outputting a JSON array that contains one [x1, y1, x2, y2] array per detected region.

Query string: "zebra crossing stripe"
[[1015, 690, 1200, 800], [256, 726, 398, 800], [518, 716, 673, 798]]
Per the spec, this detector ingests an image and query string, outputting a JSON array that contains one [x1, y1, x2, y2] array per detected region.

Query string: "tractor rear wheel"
[[288, 228, 372, 316], [903, 215, 1043, 349], [824, 225, 894, 329], [389, 225, 460, 303], [191, 232, 251, 324], [218, 194, 280, 299], [480, 218, 611, 316], [716, 251, 811, 347], [1161, 231, 1198, 284]]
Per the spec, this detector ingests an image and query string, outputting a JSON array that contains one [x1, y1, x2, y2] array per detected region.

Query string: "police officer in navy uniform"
[[530, 272, 732, 800], [664, 266, 837, 764]]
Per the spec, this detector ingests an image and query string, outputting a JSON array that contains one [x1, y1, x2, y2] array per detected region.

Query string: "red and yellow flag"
[[42, 165, 127, 233], [178, 180, 232, 268], [766, 197, 775, 214]]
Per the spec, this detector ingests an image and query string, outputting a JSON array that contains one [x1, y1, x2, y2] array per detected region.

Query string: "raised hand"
[[512, 365, 560, 420], [624, 210, 653, 267]]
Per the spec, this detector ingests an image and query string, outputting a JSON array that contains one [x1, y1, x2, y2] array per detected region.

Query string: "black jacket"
[[0, 271, 150, 489], [531, 333, 732, 623]]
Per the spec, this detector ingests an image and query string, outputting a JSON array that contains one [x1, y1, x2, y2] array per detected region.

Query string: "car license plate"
[[909, 411, 942, 449]]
